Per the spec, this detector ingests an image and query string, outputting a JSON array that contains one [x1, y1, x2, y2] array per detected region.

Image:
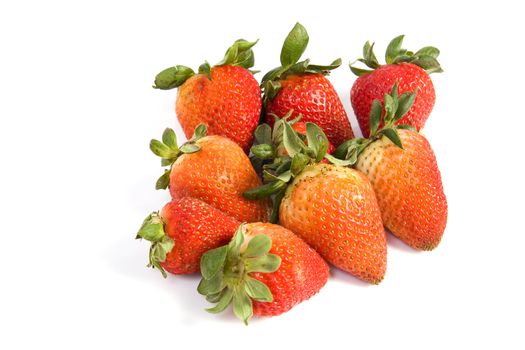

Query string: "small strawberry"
[[350, 35, 443, 137], [150, 124, 270, 223], [244, 121, 387, 284], [335, 83, 448, 250], [198, 223, 329, 324], [136, 197, 239, 277], [153, 39, 261, 152], [261, 23, 354, 147]]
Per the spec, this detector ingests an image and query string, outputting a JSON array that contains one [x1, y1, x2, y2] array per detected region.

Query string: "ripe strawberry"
[[198, 223, 329, 324], [153, 39, 261, 152], [335, 83, 448, 250], [150, 125, 270, 223], [136, 197, 239, 277], [261, 23, 354, 146], [350, 35, 443, 137], [244, 121, 387, 284]]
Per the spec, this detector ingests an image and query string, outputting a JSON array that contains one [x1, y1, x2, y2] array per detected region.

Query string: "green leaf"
[[385, 35, 405, 64], [254, 124, 272, 145], [283, 122, 308, 157], [290, 153, 310, 176], [270, 187, 286, 224], [198, 61, 212, 80], [382, 128, 403, 149], [150, 139, 173, 158], [369, 99, 383, 136], [232, 287, 253, 325], [305, 122, 329, 161], [243, 180, 287, 200], [416, 46, 440, 59], [245, 254, 281, 273], [412, 55, 443, 74], [200, 245, 228, 280], [383, 93, 395, 124], [206, 288, 233, 314], [280, 22, 309, 67], [396, 124, 416, 131], [251, 144, 276, 160], [244, 277, 273, 302], [306, 58, 342, 73], [228, 225, 245, 259], [180, 143, 201, 154], [243, 235, 272, 258], [394, 90, 417, 121], [191, 123, 207, 141], [363, 41, 380, 69], [136, 212, 165, 241], [218, 39, 258, 68], [349, 63, 373, 77], [324, 153, 356, 166], [155, 170, 171, 190], [161, 128, 178, 149], [197, 269, 225, 295], [153, 65, 195, 90]]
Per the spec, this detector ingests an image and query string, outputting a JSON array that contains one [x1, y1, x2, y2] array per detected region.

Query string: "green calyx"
[[153, 39, 258, 90], [197, 224, 281, 325], [261, 22, 341, 105], [349, 34, 443, 76], [136, 212, 174, 278], [333, 81, 417, 165], [150, 124, 207, 190], [244, 114, 331, 222]]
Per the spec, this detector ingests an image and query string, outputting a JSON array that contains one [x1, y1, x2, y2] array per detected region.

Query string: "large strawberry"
[[150, 125, 270, 222], [198, 223, 329, 324], [350, 35, 443, 137], [136, 197, 239, 277], [244, 121, 386, 284], [153, 39, 261, 152], [261, 23, 354, 147], [335, 83, 448, 250]]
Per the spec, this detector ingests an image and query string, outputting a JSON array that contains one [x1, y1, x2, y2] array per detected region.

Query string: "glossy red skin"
[[160, 198, 240, 274], [351, 63, 435, 137], [169, 135, 270, 223], [266, 73, 354, 147], [356, 130, 447, 250], [176, 65, 261, 152], [244, 223, 329, 317]]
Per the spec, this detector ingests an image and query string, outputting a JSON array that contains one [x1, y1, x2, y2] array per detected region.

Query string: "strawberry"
[[261, 23, 354, 147], [150, 124, 270, 223], [153, 39, 261, 152], [198, 223, 329, 324], [335, 83, 448, 250], [244, 121, 387, 284], [136, 197, 239, 277], [350, 35, 443, 137]]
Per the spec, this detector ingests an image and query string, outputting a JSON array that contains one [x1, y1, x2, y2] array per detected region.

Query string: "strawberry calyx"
[[150, 124, 207, 190], [349, 35, 443, 76], [135, 212, 174, 278], [261, 22, 341, 105], [332, 81, 417, 165], [153, 39, 258, 89], [244, 116, 331, 222], [198, 224, 281, 325]]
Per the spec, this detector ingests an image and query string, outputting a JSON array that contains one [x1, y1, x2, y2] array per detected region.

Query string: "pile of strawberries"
[[137, 23, 447, 324]]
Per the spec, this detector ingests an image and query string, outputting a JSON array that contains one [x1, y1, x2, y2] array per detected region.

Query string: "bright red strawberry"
[[198, 222, 329, 324], [153, 39, 261, 152], [350, 35, 443, 137], [335, 83, 448, 250], [245, 121, 387, 284], [136, 197, 240, 277], [262, 23, 353, 146], [150, 125, 270, 223]]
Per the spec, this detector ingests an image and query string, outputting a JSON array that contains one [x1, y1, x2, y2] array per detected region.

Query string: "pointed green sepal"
[[217, 39, 258, 69], [153, 65, 195, 90], [197, 224, 281, 324], [136, 212, 174, 278]]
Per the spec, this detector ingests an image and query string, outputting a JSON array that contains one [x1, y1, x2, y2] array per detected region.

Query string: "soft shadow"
[[329, 266, 372, 287], [386, 230, 421, 254]]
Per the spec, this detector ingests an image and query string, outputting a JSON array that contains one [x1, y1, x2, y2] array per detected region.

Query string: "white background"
[[1, 1, 524, 349]]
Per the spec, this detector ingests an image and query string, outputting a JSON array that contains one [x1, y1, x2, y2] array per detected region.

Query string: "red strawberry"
[[136, 197, 239, 277], [245, 121, 387, 284], [153, 39, 261, 152], [198, 222, 329, 324], [262, 23, 354, 146], [350, 35, 443, 137], [336, 83, 448, 250], [150, 125, 270, 223]]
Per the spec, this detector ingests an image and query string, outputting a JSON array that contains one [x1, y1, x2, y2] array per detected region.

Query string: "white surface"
[[1, 1, 524, 349]]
